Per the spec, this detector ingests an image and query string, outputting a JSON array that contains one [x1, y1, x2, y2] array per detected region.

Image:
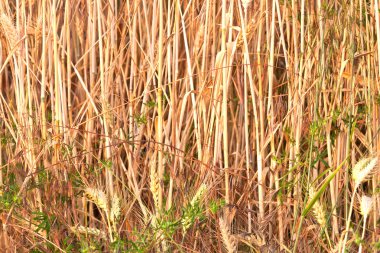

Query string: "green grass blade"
[[302, 159, 347, 217]]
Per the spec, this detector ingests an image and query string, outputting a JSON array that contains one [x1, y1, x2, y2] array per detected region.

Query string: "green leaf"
[[302, 159, 347, 217]]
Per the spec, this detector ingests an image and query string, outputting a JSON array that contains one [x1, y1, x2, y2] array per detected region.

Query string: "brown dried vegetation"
[[0, 0, 379, 252]]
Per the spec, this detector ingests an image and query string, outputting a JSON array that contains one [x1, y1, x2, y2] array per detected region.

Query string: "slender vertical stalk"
[[341, 186, 358, 253], [358, 214, 368, 253], [40, 0, 47, 140], [221, 0, 230, 206], [267, 0, 276, 236], [157, 0, 164, 212], [96, 0, 114, 198], [242, 1, 251, 233], [256, 0, 265, 222], [166, 0, 173, 211], [65, 0, 72, 127], [374, 0, 380, 75]]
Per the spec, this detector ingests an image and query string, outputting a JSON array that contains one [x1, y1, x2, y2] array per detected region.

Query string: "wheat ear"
[[190, 183, 207, 206], [110, 196, 121, 222], [182, 184, 207, 232], [219, 217, 237, 253], [308, 185, 332, 248], [150, 167, 160, 212], [84, 187, 115, 241], [0, 13, 18, 55], [308, 186, 327, 228], [71, 225, 107, 239], [84, 188, 109, 212], [110, 195, 121, 233]]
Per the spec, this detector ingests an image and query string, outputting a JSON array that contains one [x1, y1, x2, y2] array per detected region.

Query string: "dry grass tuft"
[[0, 1, 379, 252]]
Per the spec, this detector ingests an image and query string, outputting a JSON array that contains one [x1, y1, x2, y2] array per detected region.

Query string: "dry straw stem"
[[1, 0, 380, 252], [193, 23, 205, 56], [219, 217, 237, 253], [358, 195, 373, 253]]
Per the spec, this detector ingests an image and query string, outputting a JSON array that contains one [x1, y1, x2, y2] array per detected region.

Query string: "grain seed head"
[[352, 157, 378, 187], [85, 188, 109, 212], [360, 195, 373, 218]]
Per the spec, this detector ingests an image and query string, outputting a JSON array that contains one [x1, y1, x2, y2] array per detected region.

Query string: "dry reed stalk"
[[255, 0, 265, 224], [157, 0, 164, 214], [375, 0, 380, 75], [0, 0, 379, 252], [40, 0, 47, 141], [221, 0, 230, 208], [193, 23, 204, 56]]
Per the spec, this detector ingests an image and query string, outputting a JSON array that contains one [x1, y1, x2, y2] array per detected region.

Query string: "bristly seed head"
[[352, 157, 378, 187], [360, 195, 373, 218]]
